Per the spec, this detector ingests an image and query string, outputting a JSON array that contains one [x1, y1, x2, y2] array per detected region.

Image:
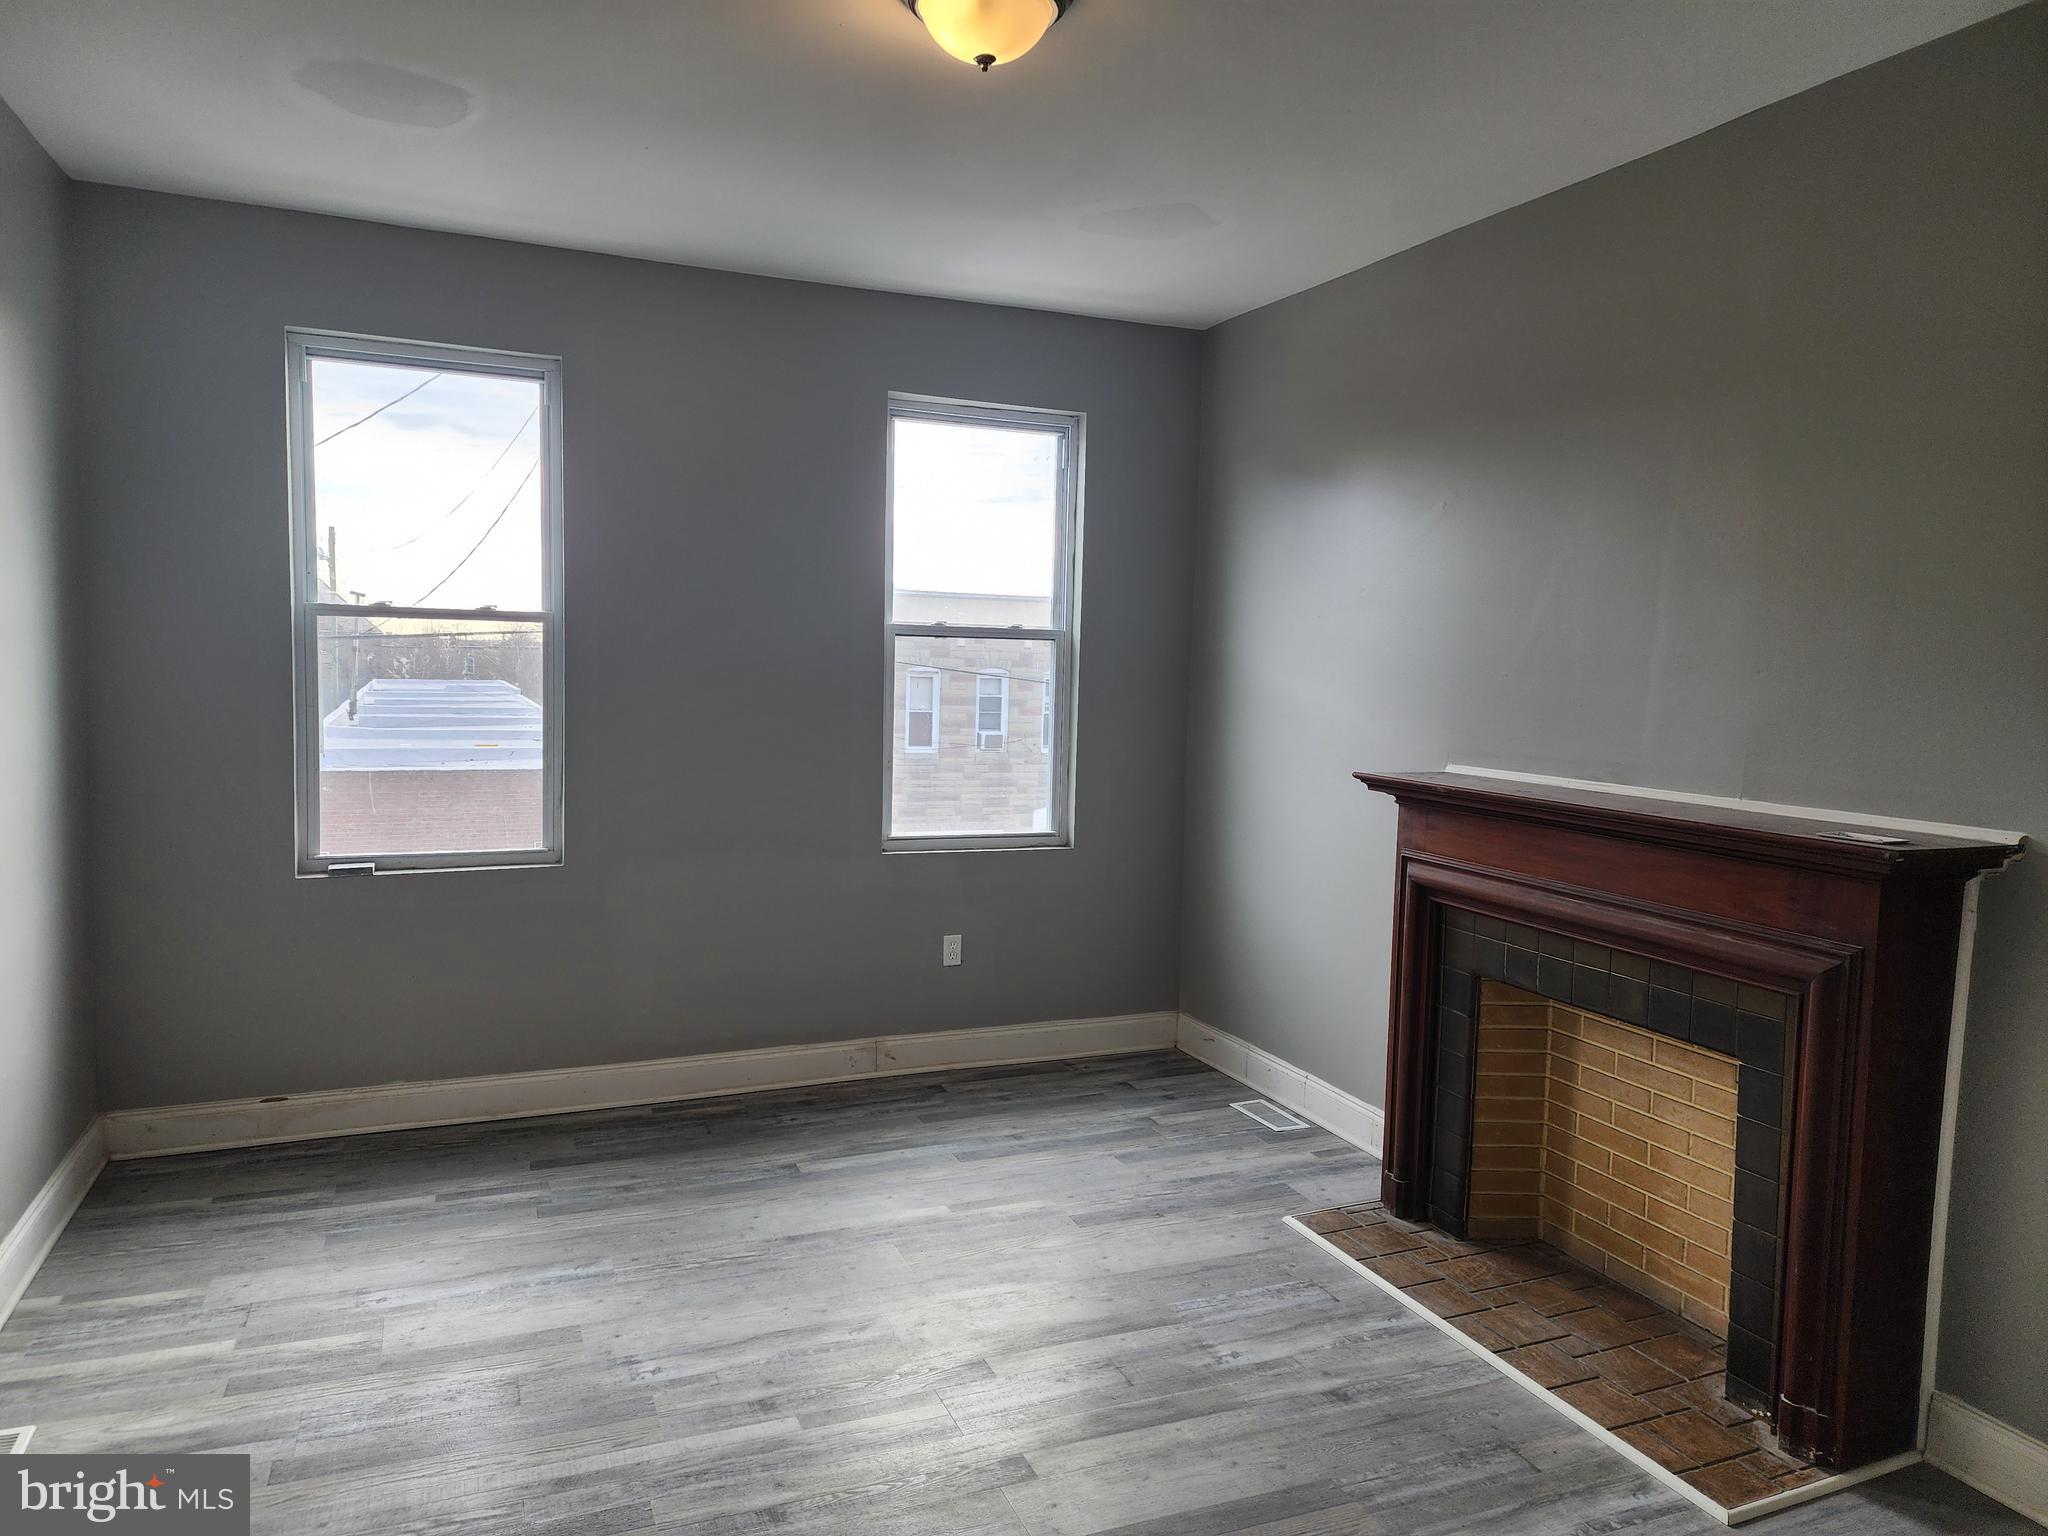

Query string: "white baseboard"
[[1926, 1391, 2048, 1527], [1176, 1014, 1384, 1157], [0, 1121, 107, 1333], [100, 1012, 1181, 1159]]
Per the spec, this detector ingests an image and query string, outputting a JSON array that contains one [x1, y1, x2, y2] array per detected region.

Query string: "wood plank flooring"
[[0, 1052, 2028, 1535]]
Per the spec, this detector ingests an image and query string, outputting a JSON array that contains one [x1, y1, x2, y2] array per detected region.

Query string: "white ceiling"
[[0, 0, 2019, 327]]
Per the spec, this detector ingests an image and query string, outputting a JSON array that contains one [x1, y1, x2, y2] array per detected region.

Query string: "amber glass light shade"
[[910, 0, 1060, 71]]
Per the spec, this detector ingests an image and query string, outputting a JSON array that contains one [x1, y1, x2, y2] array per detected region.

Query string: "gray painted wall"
[[70, 188, 1198, 1112], [1181, 8, 2047, 1436], [0, 100, 93, 1236]]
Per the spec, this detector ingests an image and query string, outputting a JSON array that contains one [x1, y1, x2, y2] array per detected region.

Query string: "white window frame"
[[883, 394, 1083, 852], [904, 666, 941, 753], [287, 329, 566, 876], [975, 669, 1009, 750]]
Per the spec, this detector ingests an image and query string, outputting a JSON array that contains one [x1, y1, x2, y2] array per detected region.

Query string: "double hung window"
[[884, 397, 1081, 848], [288, 331, 564, 874]]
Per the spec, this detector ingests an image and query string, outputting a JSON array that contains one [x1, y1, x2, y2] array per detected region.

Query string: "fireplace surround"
[[1355, 771, 2021, 1471]]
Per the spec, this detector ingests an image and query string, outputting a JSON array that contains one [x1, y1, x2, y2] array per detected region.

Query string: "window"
[[905, 668, 940, 752], [288, 331, 563, 874], [886, 396, 1081, 848], [975, 671, 1008, 749]]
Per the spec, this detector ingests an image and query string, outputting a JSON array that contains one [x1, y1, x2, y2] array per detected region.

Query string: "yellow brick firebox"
[[1468, 981, 1739, 1336]]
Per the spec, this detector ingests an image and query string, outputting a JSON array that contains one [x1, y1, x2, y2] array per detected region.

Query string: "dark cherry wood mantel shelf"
[[1354, 770, 2022, 1474], [1353, 772, 2022, 879]]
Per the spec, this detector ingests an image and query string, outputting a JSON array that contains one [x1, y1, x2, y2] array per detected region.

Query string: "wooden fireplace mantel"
[[1356, 770, 2021, 1471], [1355, 771, 2018, 880]]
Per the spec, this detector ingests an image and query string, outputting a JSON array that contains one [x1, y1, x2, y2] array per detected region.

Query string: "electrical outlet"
[[941, 934, 962, 967]]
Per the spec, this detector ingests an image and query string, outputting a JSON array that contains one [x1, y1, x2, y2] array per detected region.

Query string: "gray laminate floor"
[[0, 1052, 2028, 1535]]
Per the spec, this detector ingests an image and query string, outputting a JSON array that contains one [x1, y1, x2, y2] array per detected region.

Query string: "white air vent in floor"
[[2, 1426, 33, 1454], [1232, 1099, 1310, 1131]]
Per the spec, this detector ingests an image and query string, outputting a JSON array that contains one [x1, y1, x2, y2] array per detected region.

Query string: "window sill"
[[296, 855, 563, 879], [882, 838, 1072, 856]]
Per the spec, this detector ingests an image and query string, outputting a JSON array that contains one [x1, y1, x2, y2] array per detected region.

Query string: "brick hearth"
[[1299, 1199, 1825, 1512]]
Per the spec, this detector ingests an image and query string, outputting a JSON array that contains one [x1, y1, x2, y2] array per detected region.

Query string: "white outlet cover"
[[941, 934, 962, 967]]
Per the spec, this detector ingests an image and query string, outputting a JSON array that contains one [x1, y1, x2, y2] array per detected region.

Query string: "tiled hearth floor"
[[1298, 1201, 1825, 1515]]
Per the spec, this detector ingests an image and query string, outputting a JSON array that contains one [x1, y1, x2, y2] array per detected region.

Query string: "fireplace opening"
[[1469, 982, 1739, 1334], [1431, 908, 1794, 1407]]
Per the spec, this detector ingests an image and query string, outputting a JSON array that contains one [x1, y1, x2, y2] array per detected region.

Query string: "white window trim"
[[882, 394, 1083, 853], [287, 329, 566, 876], [975, 669, 1009, 750], [904, 666, 941, 753]]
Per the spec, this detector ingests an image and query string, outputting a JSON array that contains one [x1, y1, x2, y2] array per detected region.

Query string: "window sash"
[[905, 667, 939, 752], [976, 672, 1008, 747], [882, 394, 1081, 852], [287, 330, 566, 875]]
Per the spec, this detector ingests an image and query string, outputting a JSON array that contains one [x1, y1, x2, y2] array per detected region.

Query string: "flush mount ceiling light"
[[900, 0, 1072, 72]]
